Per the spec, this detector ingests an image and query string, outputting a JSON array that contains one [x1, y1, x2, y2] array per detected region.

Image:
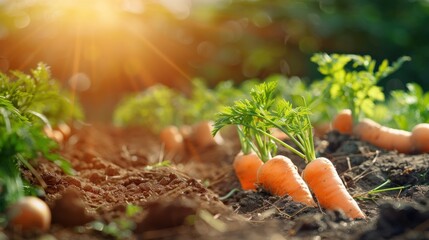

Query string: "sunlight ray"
[[127, 25, 191, 87]]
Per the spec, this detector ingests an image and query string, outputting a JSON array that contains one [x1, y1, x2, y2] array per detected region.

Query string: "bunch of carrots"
[[332, 109, 429, 154], [212, 81, 366, 220]]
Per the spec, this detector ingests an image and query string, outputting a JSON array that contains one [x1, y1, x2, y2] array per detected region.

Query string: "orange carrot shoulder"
[[233, 151, 264, 190]]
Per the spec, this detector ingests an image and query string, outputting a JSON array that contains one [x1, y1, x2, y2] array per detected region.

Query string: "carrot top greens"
[[212, 80, 316, 163], [0, 64, 76, 213], [311, 53, 410, 124]]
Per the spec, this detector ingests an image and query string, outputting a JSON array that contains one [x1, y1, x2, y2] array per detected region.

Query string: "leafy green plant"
[[310, 53, 410, 123], [113, 84, 187, 132], [213, 80, 312, 162], [183, 79, 246, 124], [385, 83, 429, 130], [0, 64, 76, 215], [113, 78, 250, 132], [0, 63, 84, 125], [0, 104, 73, 212]]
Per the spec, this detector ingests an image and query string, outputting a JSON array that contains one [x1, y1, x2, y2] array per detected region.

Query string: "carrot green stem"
[[367, 179, 410, 195], [258, 116, 306, 153], [305, 110, 316, 161], [219, 188, 239, 201], [0, 108, 12, 132], [17, 154, 47, 188], [255, 128, 306, 160], [252, 128, 272, 161], [237, 126, 251, 155]]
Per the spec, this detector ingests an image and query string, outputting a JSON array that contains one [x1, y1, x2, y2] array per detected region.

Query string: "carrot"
[[257, 155, 316, 206], [190, 120, 224, 149], [233, 151, 263, 190], [159, 126, 185, 154], [313, 122, 331, 138], [302, 157, 366, 219], [411, 123, 429, 153], [7, 196, 51, 232], [270, 128, 289, 140], [332, 109, 353, 135], [353, 118, 413, 153], [56, 122, 72, 139], [43, 125, 64, 143]]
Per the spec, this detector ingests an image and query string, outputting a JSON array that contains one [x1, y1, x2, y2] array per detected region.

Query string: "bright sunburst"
[[0, 0, 194, 121]]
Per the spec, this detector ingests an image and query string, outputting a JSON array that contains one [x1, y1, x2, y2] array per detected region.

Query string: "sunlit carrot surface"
[[257, 155, 316, 206], [233, 152, 264, 190], [332, 109, 353, 135], [302, 157, 366, 219]]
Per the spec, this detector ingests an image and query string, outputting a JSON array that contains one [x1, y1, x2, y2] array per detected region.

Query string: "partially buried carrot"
[[189, 120, 224, 149], [257, 155, 316, 206], [332, 109, 353, 135], [231, 126, 264, 191], [233, 151, 263, 190], [353, 118, 414, 154], [302, 157, 366, 219], [159, 126, 185, 154], [411, 123, 429, 153]]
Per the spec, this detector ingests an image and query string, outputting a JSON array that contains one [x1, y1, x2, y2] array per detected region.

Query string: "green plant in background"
[[384, 83, 429, 131], [113, 78, 250, 132], [113, 84, 188, 132], [310, 53, 410, 123], [184, 79, 251, 123]]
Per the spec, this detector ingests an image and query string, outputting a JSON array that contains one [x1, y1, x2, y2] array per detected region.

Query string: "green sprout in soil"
[[354, 179, 410, 201], [144, 160, 172, 170]]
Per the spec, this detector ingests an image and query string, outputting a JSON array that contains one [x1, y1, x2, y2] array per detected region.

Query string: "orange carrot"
[[190, 120, 224, 149], [352, 118, 381, 141], [43, 126, 64, 144], [313, 122, 332, 138], [233, 151, 264, 190], [302, 157, 366, 219], [56, 122, 71, 139], [332, 109, 353, 135], [257, 155, 316, 207], [353, 118, 413, 153], [270, 128, 289, 140], [411, 123, 429, 153], [213, 81, 363, 215], [159, 126, 185, 154], [7, 196, 51, 232]]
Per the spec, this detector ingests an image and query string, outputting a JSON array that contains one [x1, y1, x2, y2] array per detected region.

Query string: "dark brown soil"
[[2, 125, 429, 240]]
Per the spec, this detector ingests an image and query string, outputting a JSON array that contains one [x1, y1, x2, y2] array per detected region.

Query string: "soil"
[[2, 124, 429, 240]]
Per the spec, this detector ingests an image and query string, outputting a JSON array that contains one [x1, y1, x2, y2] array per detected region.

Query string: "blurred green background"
[[0, 0, 428, 122]]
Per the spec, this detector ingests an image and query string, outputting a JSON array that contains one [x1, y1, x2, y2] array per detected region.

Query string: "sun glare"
[[1, 0, 196, 121], [53, 0, 122, 29]]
